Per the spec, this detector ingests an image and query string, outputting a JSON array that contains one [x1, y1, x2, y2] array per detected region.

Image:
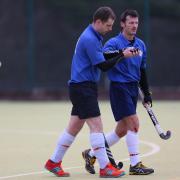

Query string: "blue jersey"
[[103, 33, 147, 83], [69, 25, 105, 83]]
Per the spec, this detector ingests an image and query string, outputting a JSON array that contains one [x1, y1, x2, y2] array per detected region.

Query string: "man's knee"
[[115, 121, 128, 138], [86, 116, 103, 133], [115, 128, 127, 137], [67, 116, 85, 136], [124, 115, 139, 133]]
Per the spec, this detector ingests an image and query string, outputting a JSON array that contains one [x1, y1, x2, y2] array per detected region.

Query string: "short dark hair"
[[120, 9, 139, 22], [93, 6, 116, 22]]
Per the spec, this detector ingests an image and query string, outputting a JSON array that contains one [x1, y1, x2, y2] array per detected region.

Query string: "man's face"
[[121, 15, 139, 36], [98, 18, 114, 35]]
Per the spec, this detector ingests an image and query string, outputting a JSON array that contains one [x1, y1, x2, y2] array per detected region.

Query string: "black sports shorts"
[[69, 81, 101, 119]]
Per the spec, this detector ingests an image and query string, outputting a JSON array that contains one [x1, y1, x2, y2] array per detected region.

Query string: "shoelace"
[[107, 164, 118, 171], [90, 159, 96, 164], [138, 163, 147, 168]]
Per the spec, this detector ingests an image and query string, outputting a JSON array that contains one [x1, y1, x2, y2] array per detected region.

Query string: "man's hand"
[[123, 47, 139, 58], [143, 93, 152, 107]]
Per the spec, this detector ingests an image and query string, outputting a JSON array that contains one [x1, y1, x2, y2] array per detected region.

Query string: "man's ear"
[[96, 19, 102, 25], [120, 22, 124, 29]]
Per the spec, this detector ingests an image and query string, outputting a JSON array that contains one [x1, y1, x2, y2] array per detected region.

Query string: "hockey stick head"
[[160, 130, 171, 140], [117, 161, 123, 169]]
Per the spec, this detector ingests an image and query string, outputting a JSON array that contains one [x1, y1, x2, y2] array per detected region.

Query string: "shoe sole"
[[45, 167, 70, 177], [54, 173, 70, 177], [100, 172, 126, 178], [129, 171, 154, 175]]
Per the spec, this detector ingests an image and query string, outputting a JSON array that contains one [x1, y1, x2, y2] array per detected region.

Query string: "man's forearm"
[[139, 68, 150, 95], [103, 50, 124, 60], [97, 54, 124, 72]]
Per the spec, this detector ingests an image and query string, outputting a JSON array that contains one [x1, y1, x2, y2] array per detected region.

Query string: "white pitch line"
[[139, 140, 160, 158], [0, 171, 46, 180], [0, 140, 160, 179]]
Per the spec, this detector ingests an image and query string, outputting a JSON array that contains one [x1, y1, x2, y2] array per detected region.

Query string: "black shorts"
[[110, 82, 138, 121], [69, 81, 101, 119]]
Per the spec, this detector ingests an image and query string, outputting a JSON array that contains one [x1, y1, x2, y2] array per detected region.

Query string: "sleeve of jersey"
[[103, 39, 117, 52], [96, 39, 124, 72], [103, 39, 121, 59], [85, 39, 105, 66]]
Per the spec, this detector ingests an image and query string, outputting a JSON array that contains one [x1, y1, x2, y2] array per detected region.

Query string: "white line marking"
[[0, 140, 160, 179], [0, 129, 59, 136], [139, 140, 160, 158]]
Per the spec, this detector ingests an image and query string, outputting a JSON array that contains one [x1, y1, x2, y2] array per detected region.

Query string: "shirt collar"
[[89, 24, 103, 41], [118, 33, 136, 46]]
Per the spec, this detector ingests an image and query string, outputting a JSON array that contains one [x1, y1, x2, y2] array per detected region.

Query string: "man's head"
[[120, 9, 139, 36], [93, 7, 116, 35]]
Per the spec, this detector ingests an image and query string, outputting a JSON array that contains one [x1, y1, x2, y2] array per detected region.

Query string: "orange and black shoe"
[[44, 159, 70, 177], [82, 149, 96, 174], [100, 163, 125, 178], [129, 162, 154, 175]]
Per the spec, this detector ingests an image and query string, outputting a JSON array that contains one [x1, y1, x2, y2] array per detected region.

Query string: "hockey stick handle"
[[103, 133, 117, 167], [144, 104, 164, 134], [138, 88, 171, 140], [103, 134, 123, 169]]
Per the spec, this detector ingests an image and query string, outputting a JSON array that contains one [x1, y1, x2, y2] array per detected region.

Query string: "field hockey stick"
[[103, 134, 123, 169], [139, 88, 171, 140]]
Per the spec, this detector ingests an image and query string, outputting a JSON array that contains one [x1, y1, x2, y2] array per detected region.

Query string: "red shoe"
[[44, 159, 70, 177], [100, 163, 125, 178]]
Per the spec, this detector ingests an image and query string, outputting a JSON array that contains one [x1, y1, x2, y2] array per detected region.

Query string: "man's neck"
[[92, 23, 99, 33], [122, 31, 134, 41]]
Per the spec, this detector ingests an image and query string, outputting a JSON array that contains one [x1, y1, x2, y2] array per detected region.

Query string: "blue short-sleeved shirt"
[[103, 33, 147, 83], [69, 25, 105, 83]]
